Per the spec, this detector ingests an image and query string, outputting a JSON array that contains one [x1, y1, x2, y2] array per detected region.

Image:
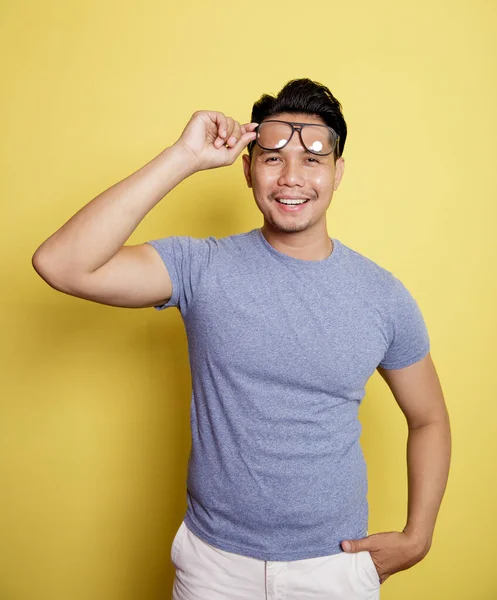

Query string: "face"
[[242, 113, 345, 235]]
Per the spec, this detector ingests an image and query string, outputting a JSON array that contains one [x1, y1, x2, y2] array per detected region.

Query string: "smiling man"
[[32, 79, 451, 600], [243, 114, 344, 246]]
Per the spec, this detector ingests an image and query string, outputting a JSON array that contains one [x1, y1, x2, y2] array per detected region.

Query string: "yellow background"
[[1, 1, 496, 598]]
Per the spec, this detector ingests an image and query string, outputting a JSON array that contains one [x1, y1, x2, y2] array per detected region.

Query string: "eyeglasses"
[[250, 120, 340, 156]]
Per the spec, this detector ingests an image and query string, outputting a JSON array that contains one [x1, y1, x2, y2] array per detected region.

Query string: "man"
[[32, 78, 451, 599]]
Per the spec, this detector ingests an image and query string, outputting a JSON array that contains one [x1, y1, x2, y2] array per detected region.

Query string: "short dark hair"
[[248, 78, 347, 160]]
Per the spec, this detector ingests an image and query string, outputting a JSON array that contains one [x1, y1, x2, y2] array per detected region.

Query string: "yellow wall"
[[2, 1, 496, 598]]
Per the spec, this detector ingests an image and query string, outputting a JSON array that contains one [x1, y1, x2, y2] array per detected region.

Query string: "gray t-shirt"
[[147, 228, 430, 561]]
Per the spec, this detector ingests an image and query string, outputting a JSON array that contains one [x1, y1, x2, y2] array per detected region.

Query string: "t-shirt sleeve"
[[145, 235, 217, 314], [378, 277, 431, 370]]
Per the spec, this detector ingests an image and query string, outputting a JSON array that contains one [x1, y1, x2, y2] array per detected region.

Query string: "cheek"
[[315, 166, 335, 184], [310, 173, 334, 192], [314, 171, 335, 190], [252, 169, 279, 192]]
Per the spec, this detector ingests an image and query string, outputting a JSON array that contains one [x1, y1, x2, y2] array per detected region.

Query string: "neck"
[[261, 222, 333, 261]]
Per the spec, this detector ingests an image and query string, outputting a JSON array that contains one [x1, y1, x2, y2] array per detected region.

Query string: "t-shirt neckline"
[[254, 228, 341, 267]]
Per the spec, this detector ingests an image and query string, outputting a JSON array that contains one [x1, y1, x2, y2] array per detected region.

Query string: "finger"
[[213, 113, 229, 148], [216, 112, 229, 138], [241, 122, 259, 133], [341, 538, 371, 553], [224, 117, 236, 142], [230, 122, 258, 148], [226, 121, 243, 147], [239, 121, 258, 135], [204, 111, 227, 136], [226, 130, 257, 157], [213, 117, 257, 149], [215, 120, 257, 147]]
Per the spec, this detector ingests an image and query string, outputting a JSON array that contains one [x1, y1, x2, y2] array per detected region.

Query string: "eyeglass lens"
[[257, 121, 337, 155]]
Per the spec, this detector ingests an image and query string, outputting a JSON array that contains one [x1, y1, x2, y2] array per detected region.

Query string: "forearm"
[[32, 143, 196, 275], [403, 416, 451, 553]]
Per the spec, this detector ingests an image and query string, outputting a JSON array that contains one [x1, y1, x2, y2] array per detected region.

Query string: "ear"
[[242, 153, 252, 188], [333, 157, 345, 191]]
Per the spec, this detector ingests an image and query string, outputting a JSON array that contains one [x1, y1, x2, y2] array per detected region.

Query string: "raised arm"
[[32, 112, 257, 308]]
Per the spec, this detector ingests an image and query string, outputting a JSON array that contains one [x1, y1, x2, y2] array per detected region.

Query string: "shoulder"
[[338, 242, 427, 328], [335, 239, 401, 294]]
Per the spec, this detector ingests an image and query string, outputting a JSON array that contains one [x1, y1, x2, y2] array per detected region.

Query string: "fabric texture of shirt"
[[146, 228, 430, 561]]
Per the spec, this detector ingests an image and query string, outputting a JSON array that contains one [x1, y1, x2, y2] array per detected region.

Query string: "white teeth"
[[277, 198, 308, 205]]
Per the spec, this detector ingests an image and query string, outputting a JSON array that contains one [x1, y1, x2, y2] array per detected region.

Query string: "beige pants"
[[171, 520, 381, 600]]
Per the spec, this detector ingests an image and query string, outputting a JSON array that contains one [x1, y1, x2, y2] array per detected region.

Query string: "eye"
[[265, 156, 281, 163], [307, 157, 320, 163]]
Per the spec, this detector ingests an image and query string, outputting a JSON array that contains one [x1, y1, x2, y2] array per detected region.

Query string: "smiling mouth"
[[274, 198, 310, 206]]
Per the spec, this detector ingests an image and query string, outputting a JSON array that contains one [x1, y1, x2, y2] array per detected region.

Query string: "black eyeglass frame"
[[249, 119, 340, 157]]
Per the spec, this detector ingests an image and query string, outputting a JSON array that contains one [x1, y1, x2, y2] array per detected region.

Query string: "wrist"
[[167, 141, 201, 176], [157, 142, 199, 181]]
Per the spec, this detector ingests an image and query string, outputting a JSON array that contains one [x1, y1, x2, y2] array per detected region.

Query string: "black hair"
[[248, 78, 347, 160]]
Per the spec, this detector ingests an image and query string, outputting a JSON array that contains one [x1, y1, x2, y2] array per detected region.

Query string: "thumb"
[[227, 130, 257, 157], [341, 537, 370, 553]]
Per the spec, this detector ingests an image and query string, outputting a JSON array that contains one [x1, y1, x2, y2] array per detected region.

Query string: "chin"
[[268, 218, 314, 233]]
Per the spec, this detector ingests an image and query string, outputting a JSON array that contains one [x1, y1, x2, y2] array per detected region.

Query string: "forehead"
[[263, 112, 326, 126]]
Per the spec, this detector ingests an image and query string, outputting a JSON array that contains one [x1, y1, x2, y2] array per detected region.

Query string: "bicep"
[[50, 243, 173, 309], [377, 353, 448, 429]]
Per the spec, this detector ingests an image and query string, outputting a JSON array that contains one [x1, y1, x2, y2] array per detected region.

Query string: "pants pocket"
[[360, 551, 381, 587]]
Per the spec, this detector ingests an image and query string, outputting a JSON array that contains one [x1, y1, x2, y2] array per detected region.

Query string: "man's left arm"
[[341, 352, 451, 584]]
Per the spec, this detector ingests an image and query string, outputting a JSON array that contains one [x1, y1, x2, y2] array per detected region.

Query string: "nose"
[[277, 158, 306, 187]]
